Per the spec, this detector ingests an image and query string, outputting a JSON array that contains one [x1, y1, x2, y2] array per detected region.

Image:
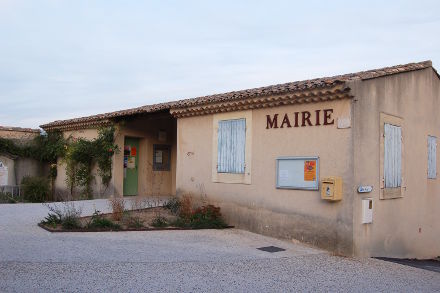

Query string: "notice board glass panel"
[[276, 156, 319, 190]]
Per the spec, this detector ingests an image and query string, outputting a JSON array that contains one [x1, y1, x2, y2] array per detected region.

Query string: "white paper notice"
[[279, 169, 289, 178], [127, 157, 136, 169]]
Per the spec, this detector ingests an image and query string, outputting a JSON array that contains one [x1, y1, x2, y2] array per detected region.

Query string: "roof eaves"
[[41, 60, 435, 130]]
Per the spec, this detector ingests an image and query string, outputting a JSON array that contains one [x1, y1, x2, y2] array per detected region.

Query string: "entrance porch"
[[112, 111, 176, 198]]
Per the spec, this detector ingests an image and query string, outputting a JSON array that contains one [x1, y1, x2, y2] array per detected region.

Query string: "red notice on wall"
[[304, 160, 316, 181], [131, 147, 137, 156]]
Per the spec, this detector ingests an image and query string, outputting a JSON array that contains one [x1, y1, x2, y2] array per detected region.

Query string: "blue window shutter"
[[217, 119, 246, 173], [428, 136, 437, 179], [384, 123, 402, 188]]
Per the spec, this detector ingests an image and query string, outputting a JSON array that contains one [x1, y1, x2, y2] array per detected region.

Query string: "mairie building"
[[41, 60, 440, 259]]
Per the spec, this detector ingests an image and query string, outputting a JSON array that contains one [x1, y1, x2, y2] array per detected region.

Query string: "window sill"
[[380, 187, 404, 200], [212, 172, 251, 185]]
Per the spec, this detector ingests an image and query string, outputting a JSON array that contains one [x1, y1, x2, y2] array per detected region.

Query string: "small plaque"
[[358, 185, 373, 193]]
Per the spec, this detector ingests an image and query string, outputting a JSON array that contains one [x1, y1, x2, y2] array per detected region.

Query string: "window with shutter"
[[212, 110, 252, 184], [384, 123, 402, 188], [428, 135, 437, 179], [217, 119, 246, 173], [380, 113, 404, 199]]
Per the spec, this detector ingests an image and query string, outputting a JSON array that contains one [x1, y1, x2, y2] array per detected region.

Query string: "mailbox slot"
[[321, 177, 342, 201]]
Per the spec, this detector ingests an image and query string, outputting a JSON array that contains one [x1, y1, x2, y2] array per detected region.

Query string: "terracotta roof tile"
[[0, 126, 40, 133], [40, 60, 434, 130]]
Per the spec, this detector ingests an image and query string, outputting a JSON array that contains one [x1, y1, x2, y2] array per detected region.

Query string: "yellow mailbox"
[[321, 177, 342, 201]]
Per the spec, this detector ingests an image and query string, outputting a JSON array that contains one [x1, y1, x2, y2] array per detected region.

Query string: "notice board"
[[276, 156, 319, 190]]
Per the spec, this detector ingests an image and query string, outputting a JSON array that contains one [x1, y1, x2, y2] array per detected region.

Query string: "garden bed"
[[39, 198, 232, 232]]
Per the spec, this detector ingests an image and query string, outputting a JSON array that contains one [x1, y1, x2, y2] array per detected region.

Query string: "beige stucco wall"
[[113, 115, 177, 197], [351, 68, 440, 258], [176, 99, 355, 255]]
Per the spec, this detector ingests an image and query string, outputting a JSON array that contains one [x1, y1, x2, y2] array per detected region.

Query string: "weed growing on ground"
[[165, 196, 228, 229], [61, 216, 81, 230], [108, 198, 125, 221], [41, 201, 83, 229], [40, 213, 62, 228], [151, 216, 169, 228], [189, 205, 227, 229], [124, 215, 145, 229], [164, 197, 181, 215], [87, 210, 121, 230], [0, 192, 17, 203], [179, 195, 193, 220]]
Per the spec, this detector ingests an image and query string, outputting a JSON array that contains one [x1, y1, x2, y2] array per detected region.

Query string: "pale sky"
[[1, 0, 439, 128]]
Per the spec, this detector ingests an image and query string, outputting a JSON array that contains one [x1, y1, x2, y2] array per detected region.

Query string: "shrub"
[[21, 176, 50, 202], [40, 213, 62, 228], [170, 217, 191, 228], [42, 201, 83, 230], [190, 205, 227, 229], [179, 195, 193, 220], [0, 192, 17, 203], [164, 197, 181, 215], [61, 216, 81, 230], [151, 216, 169, 228], [87, 210, 121, 230], [108, 198, 126, 221], [169, 204, 227, 229], [125, 215, 145, 229]]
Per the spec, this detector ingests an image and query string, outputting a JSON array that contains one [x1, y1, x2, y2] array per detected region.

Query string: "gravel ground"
[[0, 200, 439, 292]]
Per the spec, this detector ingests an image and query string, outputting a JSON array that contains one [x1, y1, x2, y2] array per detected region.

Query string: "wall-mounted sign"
[[276, 156, 319, 190], [358, 185, 373, 193], [266, 109, 334, 129], [131, 147, 137, 156]]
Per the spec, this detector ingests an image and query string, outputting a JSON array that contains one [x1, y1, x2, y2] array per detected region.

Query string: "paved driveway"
[[0, 200, 439, 292]]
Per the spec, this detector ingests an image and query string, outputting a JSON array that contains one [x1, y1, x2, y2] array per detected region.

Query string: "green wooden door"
[[123, 137, 139, 196]]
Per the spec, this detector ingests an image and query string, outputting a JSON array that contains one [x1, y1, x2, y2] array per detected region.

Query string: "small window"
[[153, 144, 171, 171], [384, 123, 402, 188], [217, 119, 246, 174], [428, 136, 437, 179]]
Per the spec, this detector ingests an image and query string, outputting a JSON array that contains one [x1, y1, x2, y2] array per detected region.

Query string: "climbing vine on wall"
[[0, 127, 119, 198], [0, 131, 66, 165], [64, 126, 119, 198]]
